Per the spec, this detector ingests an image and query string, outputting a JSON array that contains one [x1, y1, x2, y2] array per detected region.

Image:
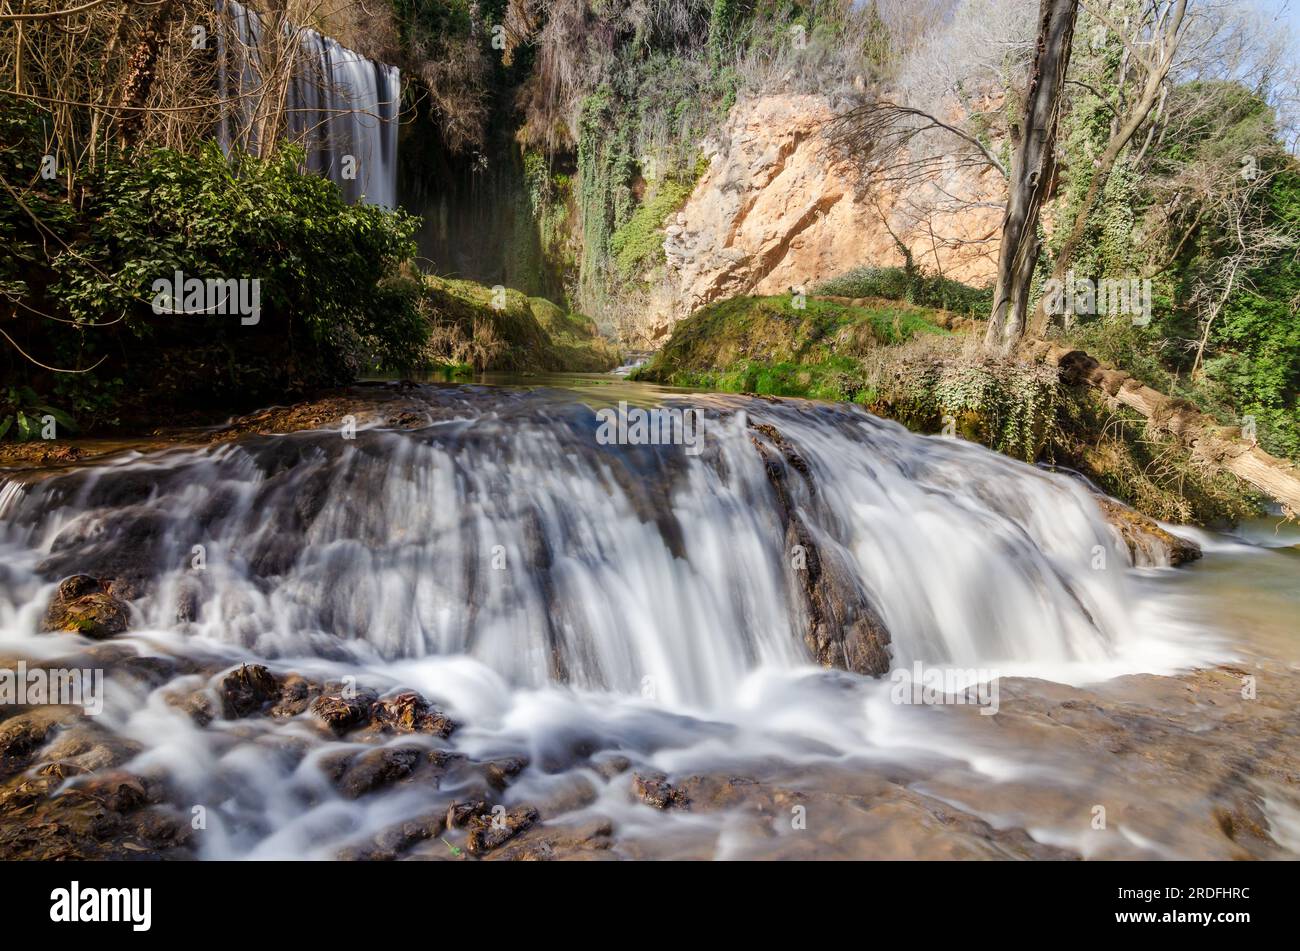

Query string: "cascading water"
[[2, 385, 1287, 860], [215, 0, 399, 207]]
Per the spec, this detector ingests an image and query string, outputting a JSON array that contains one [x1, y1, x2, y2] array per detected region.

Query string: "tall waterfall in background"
[[215, 0, 399, 207]]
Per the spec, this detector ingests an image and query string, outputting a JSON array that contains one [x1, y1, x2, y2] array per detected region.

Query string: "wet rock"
[[445, 798, 491, 830], [118, 654, 184, 689], [40, 510, 168, 597], [1095, 496, 1202, 567], [311, 690, 376, 736], [631, 771, 691, 810], [42, 575, 129, 639], [270, 674, 319, 718], [73, 771, 150, 814], [749, 422, 892, 675], [132, 806, 192, 850], [496, 818, 616, 861], [485, 756, 529, 792], [336, 746, 423, 799], [0, 715, 54, 773], [219, 664, 282, 719], [162, 683, 216, 726], [37, 720, 141, 773], [369, 691, 456, 738], [592, 754, 632, 781], [373, 812, 445, 855], [466, 805, 539, 855]]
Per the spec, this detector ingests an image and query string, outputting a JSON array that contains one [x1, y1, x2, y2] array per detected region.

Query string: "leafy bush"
[[0, 387, 77, 442], [3, 133, 427, 430]]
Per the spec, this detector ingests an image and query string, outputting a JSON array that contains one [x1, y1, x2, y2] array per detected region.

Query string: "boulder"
[[1095, 496, 1202, 567], [219, 664, 282, 719], [631, 771, 690, 810], [43, 575, 129, 639], [369, 691, 456, 738], [310, 690, 376, 736], [466, 805, 539, 855]]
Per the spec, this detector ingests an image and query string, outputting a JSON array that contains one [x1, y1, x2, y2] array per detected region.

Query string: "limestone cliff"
[[650, 94, 1004, 339]]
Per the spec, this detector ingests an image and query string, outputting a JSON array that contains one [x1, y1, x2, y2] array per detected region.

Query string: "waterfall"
[[0, 387, 1242, 859], [0, 388, 1209, 706], [215, 0, 399, 207]]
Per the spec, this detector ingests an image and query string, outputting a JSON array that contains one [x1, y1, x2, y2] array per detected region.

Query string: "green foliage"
[[609, 178, 695, 278], [577, 86, 637, 307], [421, 276, 618, 373], [0, 386, 77, 443], [1206, 167, 1300, 458], [3, 124, 428, 427], [812, 266, 994, 317], [634, 292, 945, 391], [59, 143, 422, 370], [892, 359, 1059, 462], [708, 0, 750, 70], [1054, 78, 1300, 462]]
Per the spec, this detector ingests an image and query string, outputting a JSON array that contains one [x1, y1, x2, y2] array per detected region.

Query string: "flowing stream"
[[1, 381, 1297, 860]]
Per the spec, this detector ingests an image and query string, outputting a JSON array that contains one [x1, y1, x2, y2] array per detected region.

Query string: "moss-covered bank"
[[635, 292, 1265, 524], [420, 277, 620, 376]]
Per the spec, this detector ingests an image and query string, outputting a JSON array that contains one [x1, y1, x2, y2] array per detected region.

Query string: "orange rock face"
[[653, 94, 1005, 332]]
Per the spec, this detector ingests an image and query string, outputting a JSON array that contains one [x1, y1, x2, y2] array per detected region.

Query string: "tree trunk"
[[115, 0, 180, 149], [1024, 339, 1300, 516], [984, 0, 1078, 355]]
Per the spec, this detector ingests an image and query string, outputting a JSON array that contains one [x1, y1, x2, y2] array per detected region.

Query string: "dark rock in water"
[[75, 771, 149, 814], [1095, 496, 1202, 567], [311, 691, 375, 735], [364, 812, 447, 858], [168, 689, 216, 727], [466, 805, 539, 854], [485, 756, 529, 792], [0, 715, 54, 774], [270, 674, 319, 719], [592, 754, 632, 780], [631, 771, 690, 810], [42, 575, 129, 639], [40, 508, 170, 597], [219, 664, 282, 719], [445, 798, 491, 830], [748, 422, 892, 676], [336, 746, 423, 799], [370, 691, 456, 738]]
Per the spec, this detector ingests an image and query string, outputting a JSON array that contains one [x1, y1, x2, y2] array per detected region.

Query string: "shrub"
[[3, 136, 426, 429]]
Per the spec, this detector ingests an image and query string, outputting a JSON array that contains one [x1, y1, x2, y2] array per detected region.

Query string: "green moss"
[[633, 292, 945, 402], [812, 266, 993, 318], [609, 178, 695, 279], [421, 277, 618, 373]]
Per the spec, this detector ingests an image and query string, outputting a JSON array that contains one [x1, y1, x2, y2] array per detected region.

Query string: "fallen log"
[[1022, 339, 1300, 517]]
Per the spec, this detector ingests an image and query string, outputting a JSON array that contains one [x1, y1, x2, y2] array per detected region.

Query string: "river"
[[1, 379, 1297, 859]]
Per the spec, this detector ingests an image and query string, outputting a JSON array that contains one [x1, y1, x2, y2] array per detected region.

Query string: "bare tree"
[[984, 0, 1079, 353]]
